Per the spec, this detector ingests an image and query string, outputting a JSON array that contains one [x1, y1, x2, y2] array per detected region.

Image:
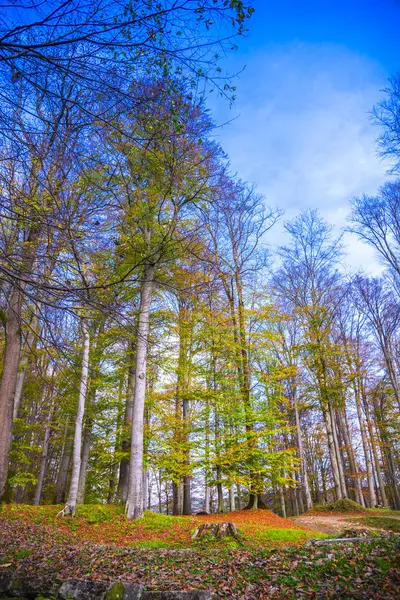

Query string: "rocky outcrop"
[[0, 571, 216, 600]]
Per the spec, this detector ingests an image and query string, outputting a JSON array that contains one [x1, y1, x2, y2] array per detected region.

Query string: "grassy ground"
[[0, 504, 399, 599], [351, 515, 400, 533], [0, 504, 323, 550], [293, 501, 400, 536]]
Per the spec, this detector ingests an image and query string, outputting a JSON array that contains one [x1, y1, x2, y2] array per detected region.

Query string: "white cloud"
[[210, 42, 393, 275]]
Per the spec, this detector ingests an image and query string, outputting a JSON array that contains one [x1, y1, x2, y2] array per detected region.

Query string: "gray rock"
[[0, 569, 12, 595], [7, 573, 49, 598], [122, 584, 145, 600], [58, 578, 108, 600], [142, 592, 216, 600], [105, 582, 144, 600]]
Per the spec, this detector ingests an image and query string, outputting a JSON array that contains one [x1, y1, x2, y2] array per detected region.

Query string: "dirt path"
[[291, 513, 368, 535]]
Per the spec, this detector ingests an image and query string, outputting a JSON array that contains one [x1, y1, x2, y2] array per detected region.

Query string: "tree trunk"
[[362, 392, 389, 507], [173, 480, 184, 515], [76, 419, 92, 504], [117, 344, 135, 502], [323, 406, 343, 500], [0, 287, 23, 499], [34, 414, 53, 505], [355, 381, 377, 507], [229, 485, 235, 512], [126, 262, 155, 519], [182, 398, 191, 515], [330, 404, 348, 498], [338, 407, 365, 506], [204, 483, 210, 513], [279, 486, 287, 518], [13, 307, 41, 420], [54, 423, 73, 504], [293, 384, 313, 510], [64, 318, 90, 516], [0, 225, 40, 499]]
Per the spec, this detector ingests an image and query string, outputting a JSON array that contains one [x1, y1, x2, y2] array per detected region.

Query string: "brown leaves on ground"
[[0, 517, 399, 600], [0, 505, 310, 549], [195, 508, 301, 529]]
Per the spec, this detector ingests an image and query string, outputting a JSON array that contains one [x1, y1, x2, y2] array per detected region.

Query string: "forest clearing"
[[1, 503, 399, 599]]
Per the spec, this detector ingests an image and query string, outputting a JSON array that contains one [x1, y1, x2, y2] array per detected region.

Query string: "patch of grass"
[[141, 510, 190, 531], [313, 498, 367, 513], [256, 528, 327, 543], [75, 504, 124, 524], [133, 539, 171, 549], [354, 516, 400, 533], [367, 507, 400, 516], [196, 538, 241, 550]]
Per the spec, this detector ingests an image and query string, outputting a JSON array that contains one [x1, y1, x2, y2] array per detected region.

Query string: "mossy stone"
[[105, 582, 125, 600]]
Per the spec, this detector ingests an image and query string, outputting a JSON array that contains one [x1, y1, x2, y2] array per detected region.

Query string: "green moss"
[[358, 516, 400, 532], [256, 528, 327, 543], [133, 539, 171, 548], [314, 499, 367, 513], [105, 582, 125, 600], [15, 549, 32, 560]]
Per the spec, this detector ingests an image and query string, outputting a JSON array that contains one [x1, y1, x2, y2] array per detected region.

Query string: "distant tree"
[[372, 73, 400, 173], [349, 180, 400, 278]]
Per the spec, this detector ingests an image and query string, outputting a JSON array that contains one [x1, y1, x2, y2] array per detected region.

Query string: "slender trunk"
[[117, 346, 135, 503], [204, 483, 210, 513], [65, 318, 90, 516], [338, 407, 364, 506], [34, 416, 53, 505], [279, 486, 286, 518], [0, 226, 40, 498], [0, 287, 23, 499], [126, 263, 155, 519], [173, 480, 184, 515], [381, 343, 400, 412], [362, 392, 389, 507], [323, 406, 342, 500], [76, 419, 92, 504], [330, 403, 347, 498], [229, 485, 235, 512], [142, 470, 149, 512], [293, 384, 313, 510], [355, 381, 377, 507], [234, 272, 259, 503], [216, 465, 224, 512], [204, 398, 210, 513], [54, 423, 73, 504], [13, 307, 41, 419], [236, 484, 241, 510], [182, 398, 191, 515]]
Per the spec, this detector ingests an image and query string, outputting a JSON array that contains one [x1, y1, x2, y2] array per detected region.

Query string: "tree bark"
[[33, 406, 54, 505], [76, 419, 92, 504], [229, 485, 235, 512], [126, 262, 155, 519], [355, 380, 377, 507], [323, 406, 343, 500], [54, 422, 73, 504], [64, 318, 90, 515], [117, 346, 135, 503], [293, 383, 313, 511], [362, 391, 389, 508], [0, 225, 40, 498], [0, 287, 23, 499]]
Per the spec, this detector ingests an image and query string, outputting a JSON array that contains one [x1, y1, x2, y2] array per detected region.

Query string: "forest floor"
[[0, 504, 399, 599], [292, 510, 400, 535]]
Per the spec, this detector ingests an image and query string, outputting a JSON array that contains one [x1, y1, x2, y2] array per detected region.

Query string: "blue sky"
[[211, 0, 400, 274]]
